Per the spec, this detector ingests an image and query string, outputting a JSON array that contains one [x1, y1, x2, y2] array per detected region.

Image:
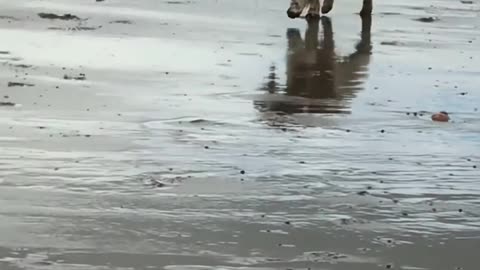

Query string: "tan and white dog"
[[287, 0, 373, 18]]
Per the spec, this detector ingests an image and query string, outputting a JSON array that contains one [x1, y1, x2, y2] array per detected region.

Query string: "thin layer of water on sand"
[[0, 0, 479, 269]]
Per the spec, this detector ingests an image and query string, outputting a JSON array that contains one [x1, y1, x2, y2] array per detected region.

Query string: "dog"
[[287, 0, 373, 19]]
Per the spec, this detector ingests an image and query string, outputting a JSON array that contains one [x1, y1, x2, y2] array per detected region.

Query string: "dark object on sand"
[[38, 13, 81, 20], [431, 111, 450, 122], [8, 82, 34, 87], [63, 73, 86, 81], [110, 20, 133, 24], [415, 17, 438, 23], [0, 102, 15, 106]]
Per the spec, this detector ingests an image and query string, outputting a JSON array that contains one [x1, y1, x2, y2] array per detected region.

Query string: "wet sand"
[[1, 0, 480, 269]]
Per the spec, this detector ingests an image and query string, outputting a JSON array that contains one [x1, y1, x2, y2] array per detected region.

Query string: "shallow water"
[[0, 0, 479, 269]]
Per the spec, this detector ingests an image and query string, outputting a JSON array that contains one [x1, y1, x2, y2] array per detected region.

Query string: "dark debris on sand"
[[63, 73, 86, 81], [109, 20, 133, 24], [357, 190, 370, 196], [0, 102, 16, 107], [38, 13, 81, 20], [8, 82, 34, 87], [415, 17, 438, 23]]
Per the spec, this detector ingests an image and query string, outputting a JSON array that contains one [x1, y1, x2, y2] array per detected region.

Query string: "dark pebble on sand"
[[402, 211, 408, 216], [204, 146, 209, 149], [386, 264, 393, 269], [357, 191, 369, 196], [346, 129, 351, 132], [380, 129, 385, 133], [285, 221, 291, 225], [432, 208, 437, 212], [473, 165, 477, 169], [459, 209, 463, 213], [240, 170, 245, 175]]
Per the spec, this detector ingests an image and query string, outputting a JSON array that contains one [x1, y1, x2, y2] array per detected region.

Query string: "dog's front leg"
[[306, 0, 321, 19], [360, 0, 373, 16]]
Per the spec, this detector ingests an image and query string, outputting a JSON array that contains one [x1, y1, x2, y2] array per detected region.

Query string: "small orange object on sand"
[[431, 111, 450, 122]]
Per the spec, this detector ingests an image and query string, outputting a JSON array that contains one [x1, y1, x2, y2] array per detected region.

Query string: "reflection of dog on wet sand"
[[287, 0, 373, 18], [254, 16, 372, 115]]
